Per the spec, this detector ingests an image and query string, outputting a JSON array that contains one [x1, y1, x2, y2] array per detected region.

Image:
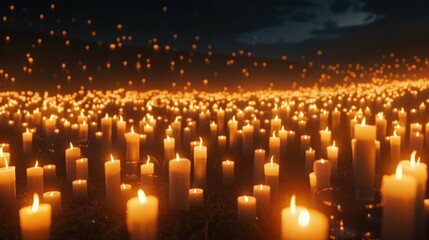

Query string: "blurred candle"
[[22, 128, 33, 155], [228, 116, 238, 149], [43, 164, 56, 190], [120, 183, 132, 208], [253, 184, 270, 216], [101, 113, 112, 148], [65, 143, 80, 184], [300, 135, 311, 159], [253, 149, 266, 184], [0, 158, 16, 208], [237, 195, 256, 223], [309, 172, 317, 202], [270, 115, 281, 135], [19, 193, 51, 240], [78, 121, 88, 141], [264, 156, 279, 198], [105, 155, 121, 209], [125, 126, 140, 164], [75, 158, 88, 180], [375, 112, 387, 140], [218, 135, 227, 154], [126, 189, 158, 240], [217, 107, 225, 133], [193, 137, 207, 188], [27, 161, 44, 198], [169, 154, 191, 211], [189, 188, 204, 207], [144, 123, 154, 146], [305, 147, 315, 175], [171, 117, 181, 150], [313, 159, 331, 190], [327, 141, 339, 178], [319, 127, 331, 158], [410, 132, 423, 154], [72, 179, 88, 202], [390, 130, 401, 166], [0, 147, 10, 168], [43, 191, 61, 215], [269, 131, 280, 161], [242, 123, 254, 156], [222, 159, 234, 185]]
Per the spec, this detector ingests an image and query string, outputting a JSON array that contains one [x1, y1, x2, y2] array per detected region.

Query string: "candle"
[[65, 142, 81, 184], [22, 128, 33, 155], [72, 179, 88, 203], [222, 159, 234, 185], [141, 155, 155, 176], [353, 118, 376, 198], [278, 126, 288, 157], [19, 193, 51, 240], [332, 107, 341, 131], [105, 154, 121, 209], [0, 147, 10, 168], [390, 130, 401, 167], [253, 149, 266, 184], [381, 165, 417, 240], [189, 188, 204, 207], [209, 121, 218, 146], [398, 108, 407, 127], [309, 172, 317, 202], [43, 164, 56, 191], [43, 191, 61, 215], [120, 183, 132, 208], [319, 127, 331, 158], [101, 113, 112, 148], [410, 132, 423, 154], [116, 116, 126, 146], [253, 184, 270, 216], [171, 117, 181, 150], [237, 195, 256, 223], [281, 195, 329, 240], [264, 156, 279, 198], [319, 110, 329, 130], [228, 116, 238, 149], [125, 126, 140, 164], [217, 107, 225, 133], [76, 158, 88, 180], [78, 121, 88, 141], [305, 147, 315, 175], [300, 135, 311, 159], [27, 161, 44, 198], [313, 159, 331, 190], [375, 112, 387, 140], [169, 154, 191, 211], [399, 151, 427, 240], [193, 137, 207, 188], [242, 123, 254, 156], [269, 131, 280, 162], [126, 189, 158, 240], [0, 158, 16, 208], [270, 115, 281, 136], [218, 135, 227, 154], [327, 141, 339, 178]]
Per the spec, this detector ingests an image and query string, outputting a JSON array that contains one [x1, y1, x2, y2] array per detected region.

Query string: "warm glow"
[[49, 192, 54, 197], [131, 126, 134, 134], [70, 142, 73, 149], [4, 157, 8, 169], [270, 156, 274, 168], [272, 130, 276, 138], [175, 116, 179, 122], [332, 140, 336, 148], [321, 159, 325, 164], [121, 183, 126, 189], [199, 137, 203, 148], [110, 154, 115, 162], [176, 153, 180, 161], [377, 112, 384, 119], [32, 193, 39, 212], [226, 159, 231, 165], [244, 195, 249, 202], [324, 127, 329, 132], [393, 130, 397, 136], [146, 155, 150, 165], [119, 115, 123, 122], [298, 209, 310, 227], [361, 118, 366, 126], [193, 188, 197, 194], [259, 184, 263, 190], [167, 135, 170, 141], [0, 146, 3, 156], [105, 113, 109, 118], [35, 160, 38, 168], [410, 150, 417, 168], [396, 164, 402, 180], [26, 128, 30, 134], [138, 189, 147, 203], [290, 195, 296, 214]]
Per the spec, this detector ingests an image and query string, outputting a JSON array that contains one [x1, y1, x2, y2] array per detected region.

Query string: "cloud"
[[330, 0, 350, 13]]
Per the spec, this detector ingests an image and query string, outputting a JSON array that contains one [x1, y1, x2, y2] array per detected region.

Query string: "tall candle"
[[126, 190, 158, 240], [27, 161, 44, 198], [43, 191, 61, 215], [193, 137, 207, 188], [218, 135, 227, 154], [101, 113, 112, 148], [332, 107, 341, 131], [270, 115, 281, 136], [264, 156, 279, 198], [116, 116, 126, 147], [381, 165, 417, 240], [228, 117, 238, 149], [327, 141, 339, 178], [72, 179, 88, 203], [222, 159, 234, 185], [0, 147, 10, 168], [189, 188, 204, 207], [237, 195, 256, 223], [410, 132, 423, 154], [65, 143, 80, 184], [75, 158, 88, 180], [22, 128, 33, 155], [105, 155, 121, 209], [300, 135, 311, 159], [313, 159, 331, 190], [305, 148, 315, 175], [171, 117, 182, 150], [125, 126, 140, 164], [143, 123, 154, 146], [253, 184, 270, 216], [253, 149, 266, 184], [0, 158, 16, 208], [309, 172, 317, 202], [269, 131, 280, 162], [78, 121, 88, 141], [120, 183, 132, 209], [169, 154, 191, 211], [242, 123, 254, 156], [217, 107, 225, 134], [319, 127, 331, 158], [390, 130, 401, 167], [375, 112, 387, 140], [19, 193, 51, 240]]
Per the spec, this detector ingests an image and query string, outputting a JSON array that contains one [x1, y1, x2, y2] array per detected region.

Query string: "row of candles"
[[0, 79, 428, 239]]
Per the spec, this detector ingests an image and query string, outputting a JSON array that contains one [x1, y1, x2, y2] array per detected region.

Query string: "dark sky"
[[1, 0, 429, 59]]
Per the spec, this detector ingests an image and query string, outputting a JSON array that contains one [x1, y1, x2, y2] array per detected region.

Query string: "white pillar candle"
[[242, 123, 254, 156], [218, 135, 227, 154], [228, 117, 238, 149], [390, 130, 401, 166], [375, 112, 387, 140], [305, 148, 316, 175], [0, 147, 10, 168], [171, 117, 181, 150], [253, 149, 266, 184], [264, 156, 279, 198], [72, 179, 88, 202], [281, 195, 329, 240], [120, 183, 132, 208], [327, 141, 339, 178], [253, 184, 270, 216], [269, 131, 280, 162], [410, 132, 423, 154], [309, 172, 317, 202], [78, 121, 88, 141], [65, 143, 80, 184], [105, 155, 121, 209], [189, 188, 204, 207], [381, 165, 417, 240], [169, 154, 191, 211], [237, 195, 256, 223], [27, 161, 44, 198], [313, 159, 331, 190], [43, 191, 61, 215], [19, 193, 51, 240], [217, 108, 225, 133], [125, 126, 140, 163], [193, 137, 207, 188], [126, 189, 158, 240], [319, 127, 331, 158], [22, 128, 33, 155], [101, 113, 112, 148], [300, 135, 311, 158], [43, 164, 56, 191], [0, 159, 16, 208], [270, 115, 281, 135], [76, 158, 88, 180], [222, 159, 234, 185]]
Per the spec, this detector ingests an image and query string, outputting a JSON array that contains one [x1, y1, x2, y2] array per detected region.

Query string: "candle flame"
[[77, 179, 82, 184], [4, 157, 8, 169], [49, 191, 54, 197], [146, 155, 150, 165], [290, 195, 296, 214], [321, 159, 325, 164], [417, 157, 421, 165], [199, 137, 203, 148], [226, 159, 230, 164], [377, 112, 383, 119], [393, 130, 397, 136], [410, 150, 417, 168], [332, 141, 336, 148], [131, 126, 134, 134], [121, 183, 126, 189], [309, 147, 312, 151], [119, 115, 123, 122], [70, 142, 73, 149], [244, 195, 249, 202], [272, 131, 276, 138], [416, 131, 420, 137], [232, 116, 236, 122], [167, 135, 170, 141], [138, 189, 146, 203], [275, 115, 278, 120], [32, 193, 39, 212], [324, 127, 329, 132], [259, 184, 263, 190], [175, 116, 179, 122], [396, 164, 402, 180], [176, 153, 180, 161], [281, 125, 285, 131], [361, 118, 366, 126], [270, 156, 274, 168], [110, 154, 115, 162], [0, 146, 3, 156], [298, 209, 310, 227], [105, 113, 109, 118], [193, 188, 197, 194], [26, 128, 29, 134], [35, 160, 38, 168]]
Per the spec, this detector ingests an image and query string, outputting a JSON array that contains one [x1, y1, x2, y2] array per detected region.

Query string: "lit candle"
[[375, 112, 387, 140], [305, 147, 315, 175], [217, 107, 225, 133], [242, 123, 254, 156], [43, 164, 56, 191], [105, 154, 121, 209], [237, 195, 256, 223], [140, 155, 155, 177], [169, 154, 191, 211], [313, 159, 331, 190], [270, 115, 281, 136], [65, 142, 80, 184], [281, 195, 329, 240], [269, 131, 280, 161], [253, 149, 266, 184], [101, 113, 112, 148], [22, 128, 33, 155], [209, 121, 218, 146], [43, 191, 61, 215], [410, 132, 423, 154], [0, 147, 10, 168], [27, 160, 44, 198], [0, 158, 16, 208], [390, 130, 401, 167], [189, 188, 204, 207], [126, 189, 158, 240], [120, 183, 132, 208], [253, 184, 270, 216], [72, 179, 88, 203], [398, 108, 407, 127], [75, 158, 88, 180], [332, 107, 341, 131], [116, 116, 126, 147], [78, 121, 88, 141], [264, 156, 279, 198], [300, 135, 311, 159], [171, 117, 181, 150], [278, 126, 288, 157], [222, 159, 234, 185], [193, 137, 207, 188], [327, 141, 339, 178], [228, 116, 238, 149], [381, 165, 417, 240], [218, 135, 227, 154], [125, 126, 140, 165], [319, 127, 331, 158], [309, 172, 317, 202], [19, 193, 51, 240]]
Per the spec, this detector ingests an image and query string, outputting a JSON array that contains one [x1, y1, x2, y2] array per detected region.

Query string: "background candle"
[[101, 114, 112, 149], [72, 179, 88, 203], [305, 148, 315, 175], [43, 164, 56, 191], [126, 190, 158, 240], [169, 155, 191, 211], [189, 188, 204, 207], [327, 141, 339, 178], [253, 184, 270, 216], [125, 126, 140, 165], [27, 161, 44, 198], [319, 128, 331, 158], [269, 132, 280, 162], [237, 195, 256, 223], [19, 194, 51, 240], [105, 156, 121, 209], [78, 121, 88, 141], [222, 159, 234, 185], [300, 135, 311, 159], [242, 124, 254, 157], [171, 117, 181, 150], [390, 130, 401, 167], [0, 148, 10, 168], [264, 157, 279, 199], [193, 138, 207, 188], [253, 149, 266, 184], [43, 191, 61, 215], [0, 160, 16, 208], [65, 143, 80, 184], [163, 136, 175, 162], [313, 159, 331, 190], [218, 135, 227, 155], [22, 128, 33, 155], [120, 183, 132, 208], [228, 117, 238, 149], [76, 158, 88, 180], [309, 172, 317, 202]]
